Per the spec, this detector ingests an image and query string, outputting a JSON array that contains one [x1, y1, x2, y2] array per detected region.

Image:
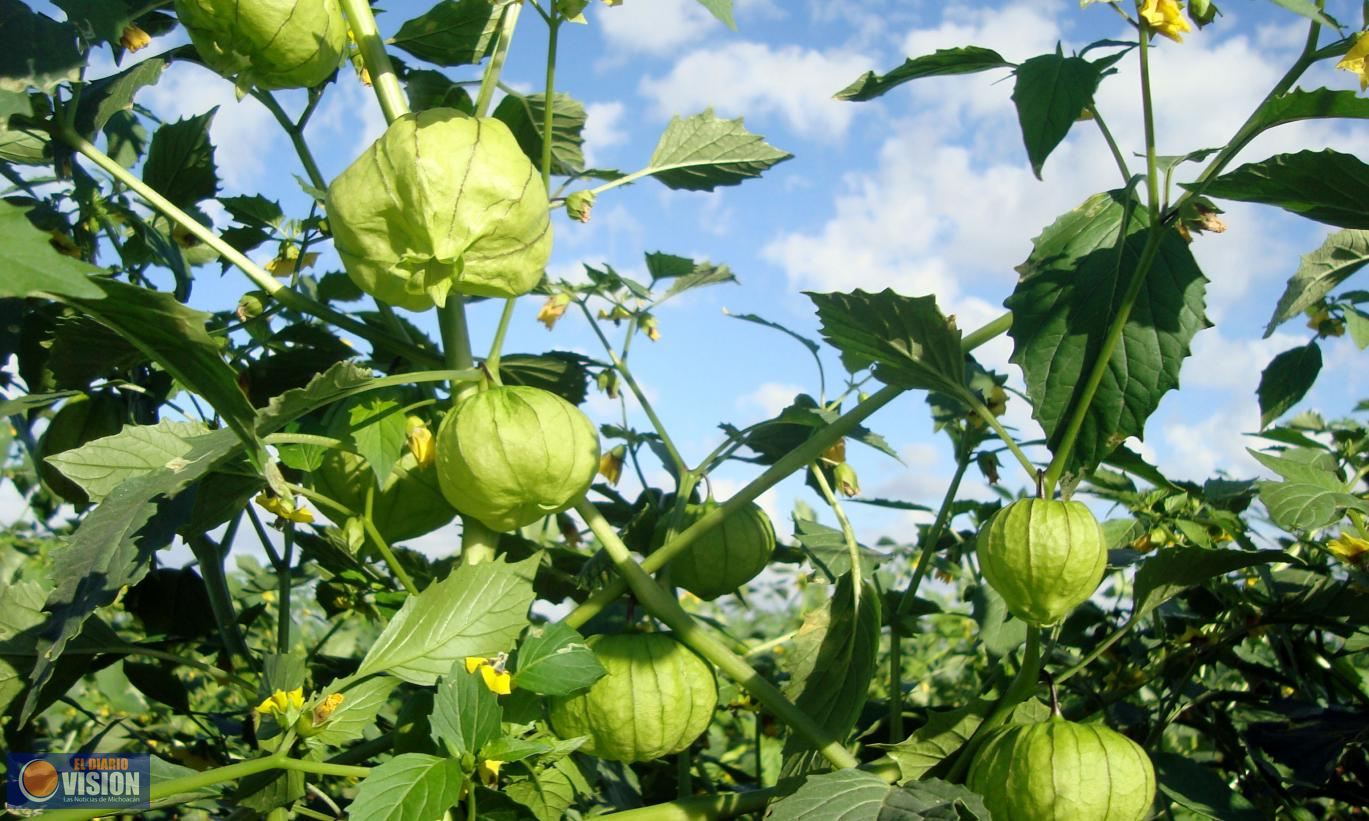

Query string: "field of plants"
[[1, 0, 1368, 818]]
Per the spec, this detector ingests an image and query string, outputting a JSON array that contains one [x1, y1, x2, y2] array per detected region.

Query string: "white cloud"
[[596, 0, 719, 56], [639, 42, 870, 139], [584, 101, 628, 168], [308, 75, 388, 176], [736, 382, 804, 418]]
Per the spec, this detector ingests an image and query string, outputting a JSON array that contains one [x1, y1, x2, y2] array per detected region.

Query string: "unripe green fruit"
[[37, 393, 125, 506], [547, 633, 717, 762], [669, 501, 775, 600], [434, 386, 599, 532], [310, 450, 456, 543], [173, 0, 348, 90], [976, 498, 1106, 626], [325, 110, 552, 311], [967, 718, 1156, 821]]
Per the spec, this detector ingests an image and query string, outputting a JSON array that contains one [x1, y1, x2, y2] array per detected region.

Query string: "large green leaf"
[[356, 555, 538, 684], [23, 427, 240, 720], [142, 110, 220, 210], [768, 770, 989, 820], [1252, 88, 1369, 132], [1261, 0, 1339, 27], [0, 578, 48, 715], [255, 361, 375, 435], [835, 47, 1012, 102], [1007, 190, 1209, 475], [808, 289, 965, 394], [346, 754, 466, 821], [51, 0, 144, 46], [430, 659, 503, 758], [1132, 546, 1294, 621], [1193, 150, 1369, 228], [1011, 52, 1104, 179], [44, 420, 208, 504], [308, 676, 399, 747], [74, 56, 168, 137], [505, 758, 583, 821], [391, 0, 506, 67], [1265, 229, 1369, 335], [499, 352, 592, 406], [878, 699, 1049, 783], [0, 89, 48, 164], [779, 572, 882, 776], [493, 91, 586, 176], [1257, 342, 1322, 428], [0, 201, 108, 300], [692, 0, 735, 29], [643, 110, 792, 191], [344, 396, 408, 484], [1153, 752, 1263, 821], [510, 622, 604, 696], [0, 0, 83, 92]]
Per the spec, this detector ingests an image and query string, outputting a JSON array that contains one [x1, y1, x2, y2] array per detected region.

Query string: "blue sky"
[[30, 0, 1369, 550]]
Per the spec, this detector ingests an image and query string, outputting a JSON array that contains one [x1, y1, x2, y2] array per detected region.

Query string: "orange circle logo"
[[19, 759, 59, 802]]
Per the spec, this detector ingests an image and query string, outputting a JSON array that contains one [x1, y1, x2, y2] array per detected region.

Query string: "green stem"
[[575, 499, 861, 771], [1087, 103, 1131, 186], [365, 485, 420, 594], [278, 525, 295, 652], [255, 90, 328, 189], [56, 127, 436, 366], [888, 622, 905, 740], [809, 463, 862, 612], [960, 311, 1012, 351], [1055, 614, 1135, 684], [485, 297, 517, 382], [578, 301, 688, 476], [338, 0, 410, 123], [540, 11, 561, 189], [1138, 26, 1161, 223], [965, 393, 1035, 484], [896, 444, 974, 617], [184, 530, 254, 662], [474, 2, 522, 118], [264, 432, 347, 449]]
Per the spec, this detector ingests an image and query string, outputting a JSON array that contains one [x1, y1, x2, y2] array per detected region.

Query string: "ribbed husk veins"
[[37, 393, 125, 506], [434, 386, 599, 532], [977, 498, 1106, 626], [967, 718, 1156, 821], [669, 501, 776, 600], [547, 633, 718, 763], [325, 110, 552, 311], [310, 449, 456, 543], [173, 0, 347, 90]]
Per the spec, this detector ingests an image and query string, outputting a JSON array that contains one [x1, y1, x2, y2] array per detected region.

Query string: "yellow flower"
[[255, 687, 305, 717], [1140, 0, 1191, 42], [1328, 533, 1369, 567], [598, 446, 625, 486], [537, 294, 571, 330], [119, 24, 151, 52], [313, 693, 345, 724], [464, 656, 513, 695], [406, 417, 434, 467], [255, 492, 314, 523], [264, 246, 320, 277], [477, 759, 503, 787], [1337, 31, 1369, 91]]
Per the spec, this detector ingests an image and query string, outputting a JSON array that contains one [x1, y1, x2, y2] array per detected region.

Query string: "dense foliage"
[[1, 0, 1368, 818]]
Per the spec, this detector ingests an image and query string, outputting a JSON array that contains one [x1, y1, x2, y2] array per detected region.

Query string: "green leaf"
[[44, 420, 210, 504], [391, 0, 505, 67], [807, 289, 965, 394], [357, 555, 539, 684], [345, 396, 407, 484], [1345, 307, 1369, 349], [142, 110, 220, 209], [310, 676, 399, 747], [505, 758, 583, 821], [493, 91, 586, 176], [1011, 52, 1104, 179], [24, 428, 240, 720], [1132, 547, 1293, 621], [768, 770, 989, 820], [0, 89, 48, 164], [0, 578, 48, 715], [431, 659, 503, 758], [221, 194, 284, 227], [1252, 88, 1369, 132], [878, 702, 986, 783], [1008, 190, 1209, 474], [1257, 342, 1322, 428], [74, 56, 168, 138], [500, 352, 593, 406], [780, 572, 882, 776], [511, 622, 605, 696], [1265, 229, 1369, 335], [644, 110, 792, 191], [1153, 752, 1263, 821], [0, 0, 83, 92], [692, 0, 735, 29], [65, 279, 259, 449], [661, 259, 737, 299], [52, 0, 144, 46], [0, 201, 108, 299], [1193, 150, 1369, 228], [834, 47, 1012, 102], [347, 754, 466, 821], [1258, 478, 1369, 531], [1261, 0, 1339, 27], [255, 361, 375, 435], [406, 68, 474, 113], [792, 517, 883, 581]]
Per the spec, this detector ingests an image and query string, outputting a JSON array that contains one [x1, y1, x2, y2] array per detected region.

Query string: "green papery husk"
[[173, 0, 348, 91], [325, 110, 553, 312]]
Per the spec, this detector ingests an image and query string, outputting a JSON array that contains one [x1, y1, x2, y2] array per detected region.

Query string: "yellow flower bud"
[[1328, 533, 1369, 569], [406, 416, 435, 467], [255, 492, 314, 523], [1140, 0, 1192, 42], [1337, 31, 1369, 92], [478, 759, 503, 787], [537, 294, 572, 330], [120, 24, 152, 52], [598, 446, 625, 486]]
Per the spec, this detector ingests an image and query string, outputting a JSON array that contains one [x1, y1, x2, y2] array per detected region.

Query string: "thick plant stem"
[[438, 293, 500, 565], [185, 530, 254, 662], [809, 463, 862, 611], [56, 127, 436, 366], [946, 625, 1042, 783], [485, 297, 517, 381], [364, 486, 420, 594], [475, 3, 522, 117], [338, 0, 410, 123], [541, 11, 561, 189], [960, 311, 1011, 351], [575, 499, 861, 771], [565, 384, 904, 628]]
